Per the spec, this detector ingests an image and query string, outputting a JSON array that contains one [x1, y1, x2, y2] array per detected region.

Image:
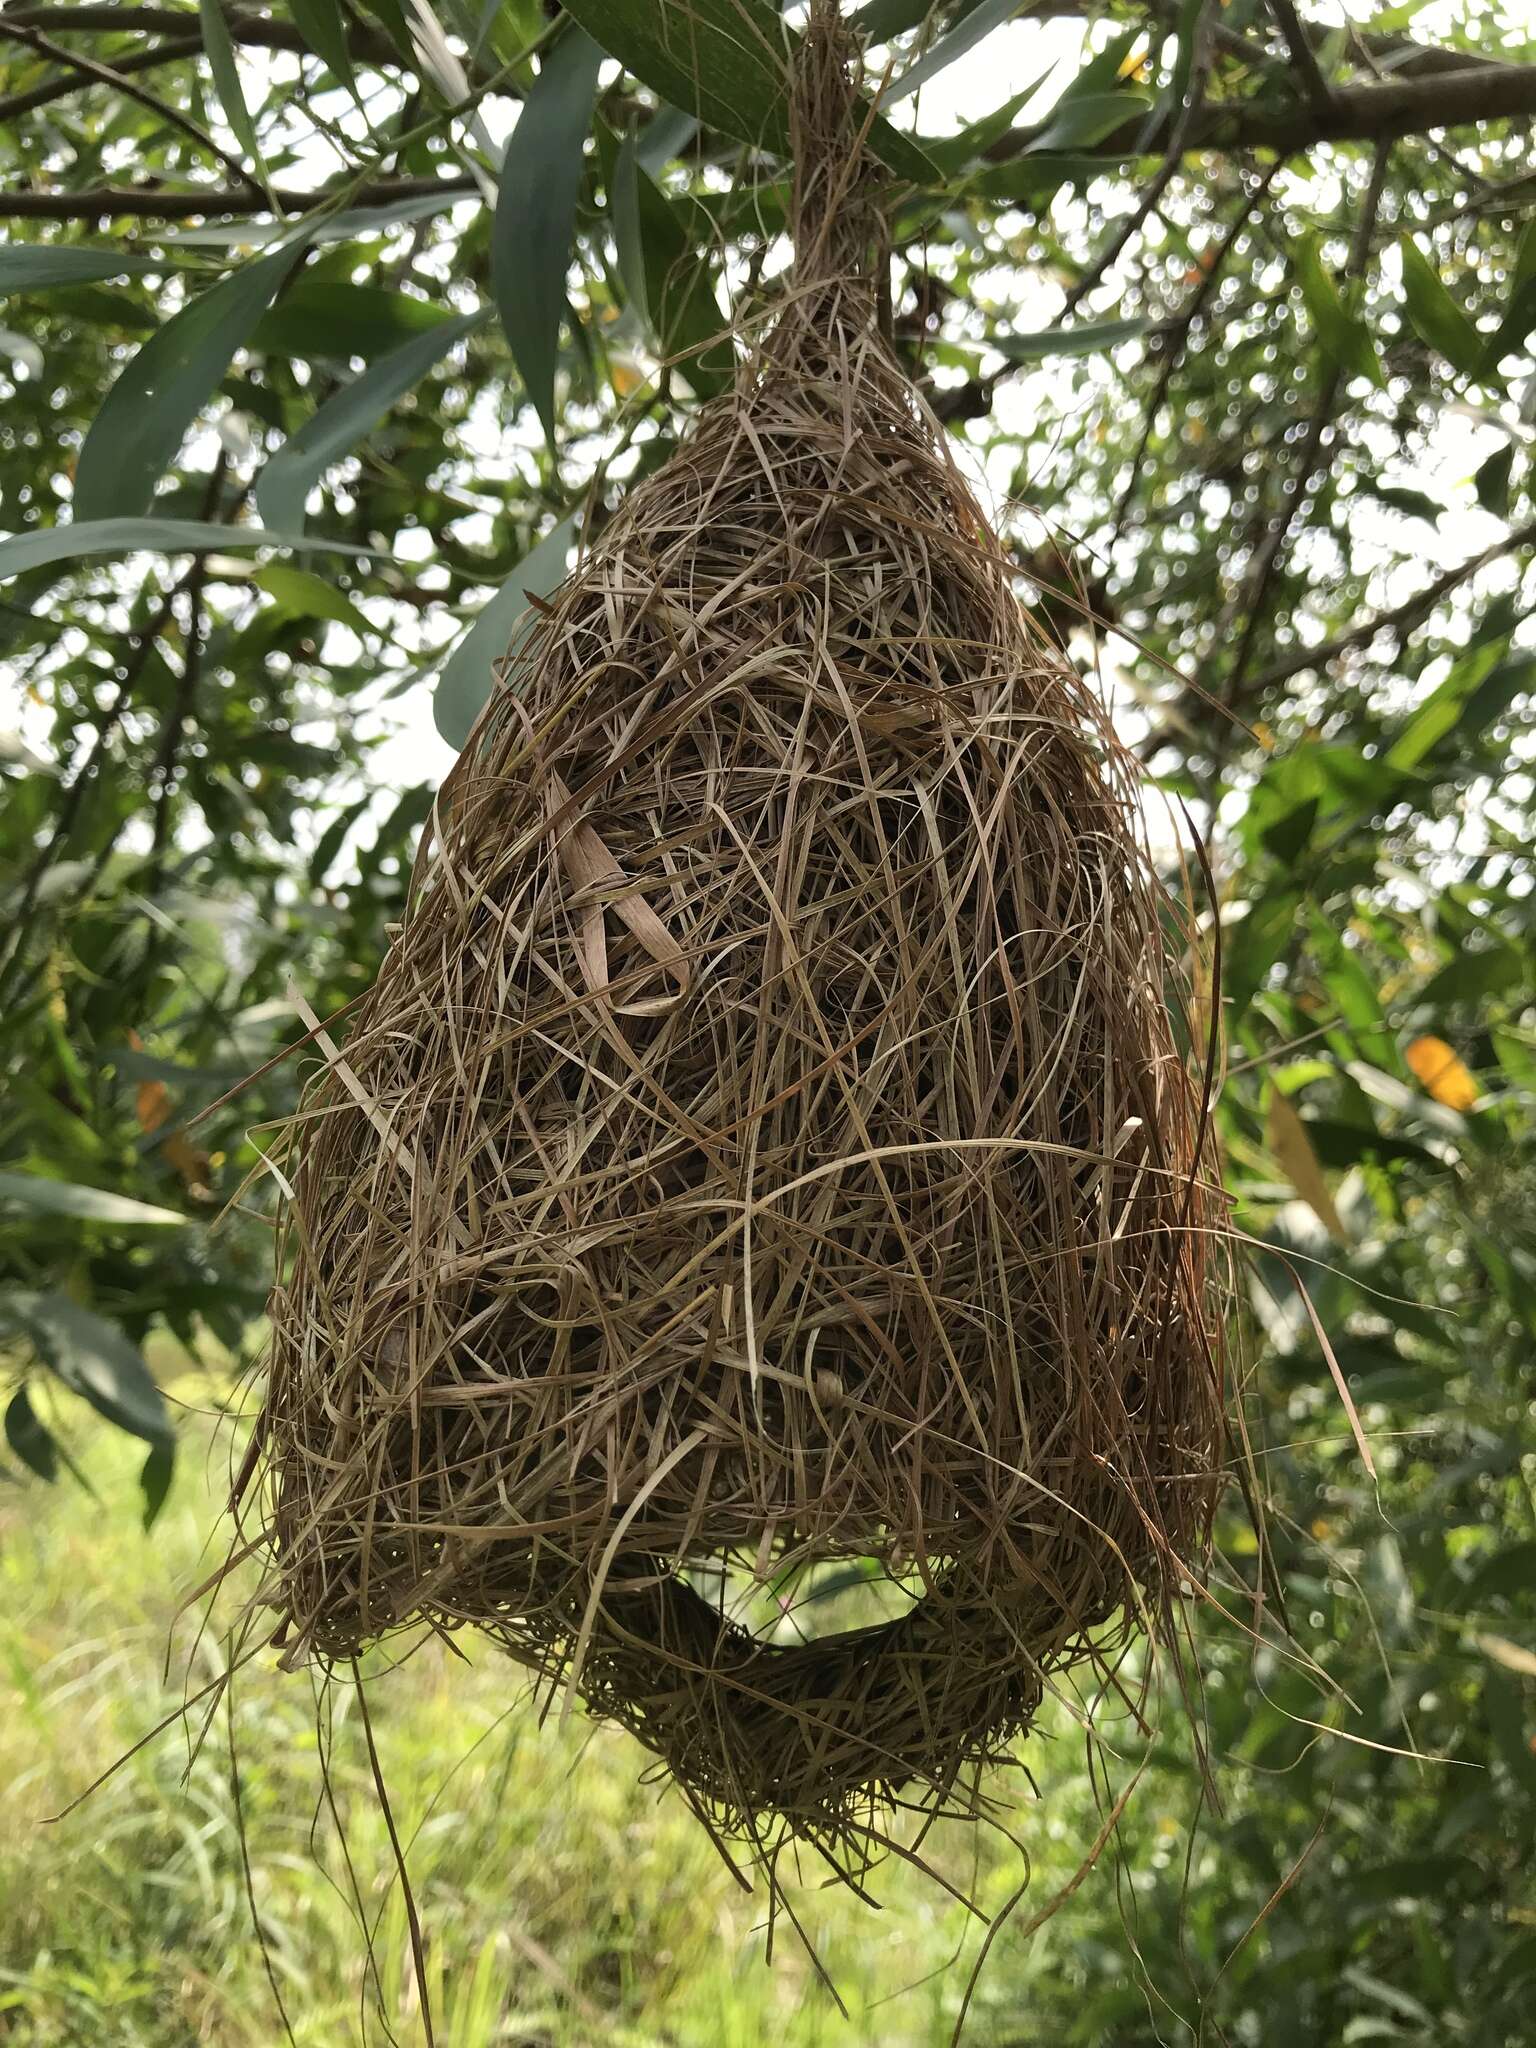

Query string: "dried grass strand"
[[247, 0, 1235, 1876]]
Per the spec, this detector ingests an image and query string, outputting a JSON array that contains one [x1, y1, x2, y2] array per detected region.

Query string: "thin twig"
[[1266, 0, 1334, 112], [0, 31, 199, 123], [0, 20, 267, 200], [1247, 512, 1536, 693], [1220, 142, 1392, 707], [1113, 161, 1283, 537], [1059, 0, 1215, 325]]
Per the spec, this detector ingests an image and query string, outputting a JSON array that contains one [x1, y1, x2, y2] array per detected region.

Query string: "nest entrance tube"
[[253, 0, 1232, 1872]]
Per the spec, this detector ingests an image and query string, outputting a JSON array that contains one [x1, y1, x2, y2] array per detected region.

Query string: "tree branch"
[[0, 173, 478, 221], [0, 5, 399, 66], [1246, 513, 1536, 695], [985, 61, 1536, 165]]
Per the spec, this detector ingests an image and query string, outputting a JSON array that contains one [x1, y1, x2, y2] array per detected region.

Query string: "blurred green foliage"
[[2, 0, 1535, 2040]]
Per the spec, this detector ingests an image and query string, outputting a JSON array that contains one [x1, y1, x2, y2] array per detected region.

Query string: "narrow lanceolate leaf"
[[1383, 635, 1526, 770], [1026, 89, 1152, 154], [289, 0, 360, 99], [74, 244, 301, 522], [255, 280, 457, 361], [139, 1439, 176, 1528], [611, 131, 651, 327], [1292, 232, 1385, 389], [434, 514, 579, 749], [0, 1169, 186, 1226], [560, 0, 936, 185], [1482, 218, 1536, 372], [200, 0, 266, 177], [0, 1290, 172, 1447], [991, 317, 1149, 362], [256, 307, 486, 534], [0, 248, 165, 292], [5, 1387, 59, 1484], [1399, 237, 1481, 377], [492, 29, 605, 447], [610, 131, 731, 398], [1224, 886, 1301, 1017], [0, 519, 377, 581], [886, 0, 1023, 104], [255, 562, 370, 633], [1267, 1086, 1349, 1241]]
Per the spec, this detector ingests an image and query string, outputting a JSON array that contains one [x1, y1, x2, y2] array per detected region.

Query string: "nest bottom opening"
[[458, 1547, 1082, 1851]]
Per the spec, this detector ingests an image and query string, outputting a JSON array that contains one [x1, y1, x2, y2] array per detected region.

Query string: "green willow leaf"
[[256, 307, 486, 534], [289, 0, 359, 98], [492, 28, 606, 447], [1385, 637, 1511, 769], [74, 244, 301, 521], [158, 187, 466, 249], [354, 0, 414, 61], [254, 280, 458, 361], [608, 129, 731, 397], [139, 1440, 176, 1529], [200, 0, 266, 176], [0, 1170, 186, 1226], [991, 316, 1148, 361], [848, 0, 933, 35], [4, 1387, 59, 1484], [434, 514, 580, 749], [0, 248, 165, 292], [255, 562, 370, 633], [886, 0, 1023, 104], [1399, 237, 1481, 377], [611, 129, 652, 328], [1026, 89, 1152, 154], [0, 519, 376, 581], [560, 0, 936, 184], [1293, 231, 1385, 389], [1474, 442, 1514, 517], [1, 1290, 172, 1447], [1225, 888, 1302, 1018], [308, 791, 375, 886]]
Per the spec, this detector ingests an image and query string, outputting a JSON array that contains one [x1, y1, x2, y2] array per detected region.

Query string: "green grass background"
[[0, 1383, 1162, 2048]]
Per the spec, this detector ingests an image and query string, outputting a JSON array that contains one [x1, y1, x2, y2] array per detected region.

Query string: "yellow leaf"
[[1405, 1035, 1479, 1112], [136, 1078, 172, 1134], [1116, 41, 1149, 78], [609, 354, 646, 399], [161, 1128, 213, 1199], [1476, 1632, 1536, 1678], [1266, 1086, 1348, 1240]]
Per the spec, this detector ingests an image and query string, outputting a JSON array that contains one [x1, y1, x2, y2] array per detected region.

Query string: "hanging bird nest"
[[247, 3, 1232, 1876]]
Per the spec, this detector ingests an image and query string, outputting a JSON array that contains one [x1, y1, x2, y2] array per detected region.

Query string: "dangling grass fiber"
[[247, 0, 1233, 1887]]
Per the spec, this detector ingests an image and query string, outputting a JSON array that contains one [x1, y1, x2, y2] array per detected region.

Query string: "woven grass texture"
[[248, 3, 1233, 1876]]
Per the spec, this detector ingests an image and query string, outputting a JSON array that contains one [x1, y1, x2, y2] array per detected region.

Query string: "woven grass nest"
[[250, 6, 1231, 1877]]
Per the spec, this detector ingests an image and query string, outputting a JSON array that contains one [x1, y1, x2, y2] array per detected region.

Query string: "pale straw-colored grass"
[[246, 0, 1233, 1897]]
